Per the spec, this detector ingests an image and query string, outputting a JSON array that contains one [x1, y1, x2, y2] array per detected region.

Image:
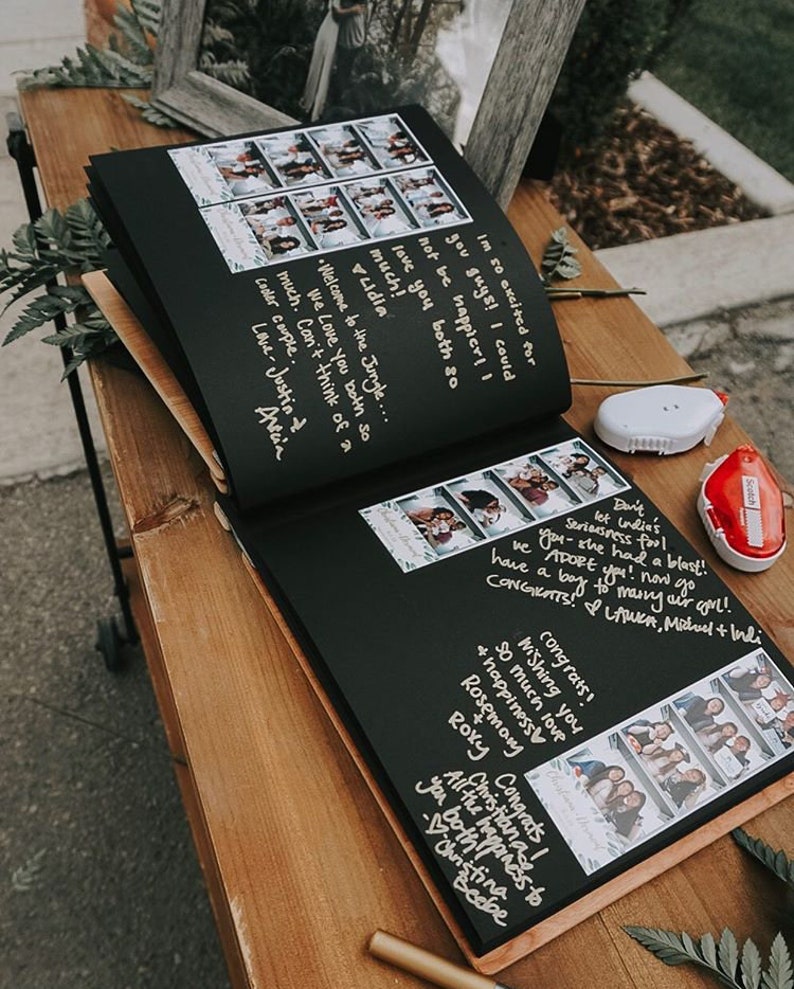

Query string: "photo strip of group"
[[361, 438, 629, 572], [167, 113, 470, 273], [528, 648, 794, 876]]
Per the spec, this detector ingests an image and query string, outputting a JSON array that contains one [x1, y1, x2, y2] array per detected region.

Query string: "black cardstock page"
[[88, 106, 571, 513], [88, 105, 794, 960], [221, 419, 794, 956]]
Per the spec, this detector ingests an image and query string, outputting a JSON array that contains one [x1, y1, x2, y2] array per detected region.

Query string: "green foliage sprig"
[[18, 0, 157, 90], [625, 828, 793, 989], [541, 226, 583, 284], [540, 226, 644, 299], [18, 0, 183, 128], [0, 200, 115, 377], [732, 828, 794, 891]]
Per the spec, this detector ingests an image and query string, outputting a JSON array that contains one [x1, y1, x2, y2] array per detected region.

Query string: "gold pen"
[[369, 931, 517, 989]]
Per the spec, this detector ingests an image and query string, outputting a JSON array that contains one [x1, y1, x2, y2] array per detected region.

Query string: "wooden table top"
[[18, 86, 794, 989]]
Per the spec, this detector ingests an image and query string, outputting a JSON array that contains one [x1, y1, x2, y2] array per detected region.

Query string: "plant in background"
[[625, 827, 793, 989], [18, 0, 247, 125], [18, 0, 158, 91], [548, 0, 697, 166]]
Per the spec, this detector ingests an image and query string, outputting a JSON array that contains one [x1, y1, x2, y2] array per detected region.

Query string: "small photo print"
[[622, 709, 713, 811], [241, 198, 314, 262], [361, 438, 630, 570], [258, 131, 330, 187], [446, 473, 528, 537], [567, 749, 662, 836], [721, 651, 794, 754], [347, 178, 418, 237], [494, 456, 579, 519], [541, 440, 627, 502], [528, 743, 672, 875], [292, 187, 367, 249], [240, 194, 302, 238], [393, 167, 468, 227], [254, 228, 314, 262], [396, 489, 482, 557], [207, 140, 278, 199], [308, 124, 381, 178], [672, 690, 759, 779], [357, 115, 428, 169]]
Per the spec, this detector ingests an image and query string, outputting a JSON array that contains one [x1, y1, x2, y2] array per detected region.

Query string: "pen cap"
[[369, 931, 497, 989]]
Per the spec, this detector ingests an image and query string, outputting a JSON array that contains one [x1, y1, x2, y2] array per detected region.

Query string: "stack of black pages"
[[86, 105, 793, 970]]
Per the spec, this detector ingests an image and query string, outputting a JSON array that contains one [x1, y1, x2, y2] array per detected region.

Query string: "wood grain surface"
[[17, 86, 793, 989], [81, 270, 228, 491]]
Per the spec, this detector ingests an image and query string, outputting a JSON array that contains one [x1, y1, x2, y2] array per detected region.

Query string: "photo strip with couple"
[[168, 113, 470, 272], [361, 438, 630, 572]]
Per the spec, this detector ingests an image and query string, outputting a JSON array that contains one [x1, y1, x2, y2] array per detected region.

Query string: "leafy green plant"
[[625, 827, 793, 988], [549, 0, 697, 165], [540, 226, 647, 301], [0, 201, 115, 376], [18, 0, 158, 90], [541, 227, 582, 284], [17, 0, 250, 126]]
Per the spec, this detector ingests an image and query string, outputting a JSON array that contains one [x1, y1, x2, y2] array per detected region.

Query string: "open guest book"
[[85, 106, 794, 973]]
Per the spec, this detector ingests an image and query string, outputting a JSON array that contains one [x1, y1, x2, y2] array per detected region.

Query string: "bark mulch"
[[546, 102, 766, 251]]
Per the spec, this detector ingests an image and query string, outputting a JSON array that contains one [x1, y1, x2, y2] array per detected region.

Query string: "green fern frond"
[[1, 263, 63, 310], [626, 926, 794, 989], [765, 934, 794, 989], [5, 286, 91, 345], [11, 224, 38, 260], [42, 311, 117, 379], [733, 829, 794, 890], [42, 310, 112, 344], [198, 51, 251, 88], [0, 199, 117, 372], [109, 5, 152, 62], [17, 0, 155, 91], [122, 95, 182, 129], [201, 21, 236, 46], [130, 0, 161, 36]]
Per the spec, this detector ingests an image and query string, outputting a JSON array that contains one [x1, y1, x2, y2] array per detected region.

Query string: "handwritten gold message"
[[486, 497, 763, 644], [414, 768, 549, 927], [251, 261, 387, 458]]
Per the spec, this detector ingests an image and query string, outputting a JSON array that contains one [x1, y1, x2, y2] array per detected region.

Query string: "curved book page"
[[88, 106, 570, 512]]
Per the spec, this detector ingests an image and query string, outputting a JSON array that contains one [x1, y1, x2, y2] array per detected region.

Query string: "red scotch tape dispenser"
[[698, 445, 787, 572], [594, 384, 728, 454]]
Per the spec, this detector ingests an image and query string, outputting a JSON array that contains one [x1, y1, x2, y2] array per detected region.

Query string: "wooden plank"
[[125, 557, 249, 987], [18, 87, 191, 210], [466, 0, 587, 209], [17, 86, 793, 989], [82, 270, 228, 491]]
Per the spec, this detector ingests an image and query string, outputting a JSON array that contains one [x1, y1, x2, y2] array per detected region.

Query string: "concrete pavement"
[[1, 5, 228, 986]]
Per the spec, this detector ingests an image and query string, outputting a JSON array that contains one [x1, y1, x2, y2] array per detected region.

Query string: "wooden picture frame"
[[151, 0, 585, 208]]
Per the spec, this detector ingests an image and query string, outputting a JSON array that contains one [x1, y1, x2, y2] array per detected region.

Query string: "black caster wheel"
[[96, 616, 125, 672]]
